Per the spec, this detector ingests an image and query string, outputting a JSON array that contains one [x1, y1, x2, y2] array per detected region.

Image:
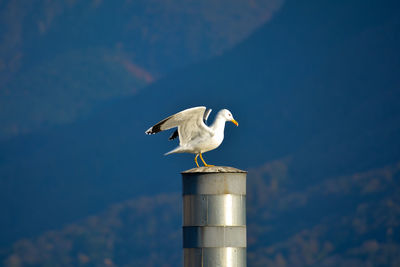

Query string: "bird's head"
[[220, 109, 239, 126]]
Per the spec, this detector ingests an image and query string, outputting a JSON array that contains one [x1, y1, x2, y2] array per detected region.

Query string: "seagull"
[[145, 106, 238, 167]]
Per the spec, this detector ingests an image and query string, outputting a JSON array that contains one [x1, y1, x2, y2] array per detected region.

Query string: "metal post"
[[182, 166, 247, 267]]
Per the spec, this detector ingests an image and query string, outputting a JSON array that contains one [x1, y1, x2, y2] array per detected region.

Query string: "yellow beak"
[[231, 119, 239, 126]]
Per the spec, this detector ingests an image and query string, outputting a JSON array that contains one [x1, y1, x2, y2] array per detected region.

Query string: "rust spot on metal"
[[224, 176, 230, 194]]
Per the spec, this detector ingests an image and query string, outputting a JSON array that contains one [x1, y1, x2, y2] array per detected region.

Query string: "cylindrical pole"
[[182, 166, 247, 267]]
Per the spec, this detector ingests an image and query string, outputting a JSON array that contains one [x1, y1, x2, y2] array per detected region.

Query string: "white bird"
[[145, 106, 239, 167]]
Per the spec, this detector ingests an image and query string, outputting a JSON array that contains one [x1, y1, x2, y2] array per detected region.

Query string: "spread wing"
[[146, 107, 212, 145], [168, 108, 212, 141], [203, 108, 212, 122]]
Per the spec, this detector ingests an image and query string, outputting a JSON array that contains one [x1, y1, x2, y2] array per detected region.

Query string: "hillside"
[[0, 0, 283, 139], [0, 0, 399, 259], [2, 161, 399, 266], [0, 48, 150, 138]]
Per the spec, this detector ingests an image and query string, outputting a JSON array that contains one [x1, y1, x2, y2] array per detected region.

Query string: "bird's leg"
[[194, 154, 200, 168], [199, 153, 214, 167]]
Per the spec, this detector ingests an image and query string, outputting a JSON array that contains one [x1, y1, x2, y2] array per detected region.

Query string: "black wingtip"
[[168, 129, 179, 140], [146, 116, 170, 136], [145, 127, 154, 135]]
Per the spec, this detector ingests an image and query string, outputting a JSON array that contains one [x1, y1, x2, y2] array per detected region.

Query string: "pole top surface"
[[182, 166, 247, 174]]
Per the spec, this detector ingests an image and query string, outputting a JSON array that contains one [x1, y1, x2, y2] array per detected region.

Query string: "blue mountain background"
[[1, 0, 400, 266]]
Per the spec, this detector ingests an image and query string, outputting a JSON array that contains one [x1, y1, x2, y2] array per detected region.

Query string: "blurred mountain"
[[2, 161, 399, 266], [0, 48, 151, 138], [246, 160, 400, 266], [0, 0, 283, 139], [2, 194, 182, 267], [0, 0, 399, 262]]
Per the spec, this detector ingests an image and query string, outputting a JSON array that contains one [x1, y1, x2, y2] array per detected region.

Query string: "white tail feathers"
[[164, 146, 184, 155]]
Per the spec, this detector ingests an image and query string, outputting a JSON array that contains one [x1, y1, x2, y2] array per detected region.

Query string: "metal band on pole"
[[182, 166, 247, 267]]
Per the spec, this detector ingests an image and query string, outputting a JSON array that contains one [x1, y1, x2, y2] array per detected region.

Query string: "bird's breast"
[[197, 132, 224, 153]]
